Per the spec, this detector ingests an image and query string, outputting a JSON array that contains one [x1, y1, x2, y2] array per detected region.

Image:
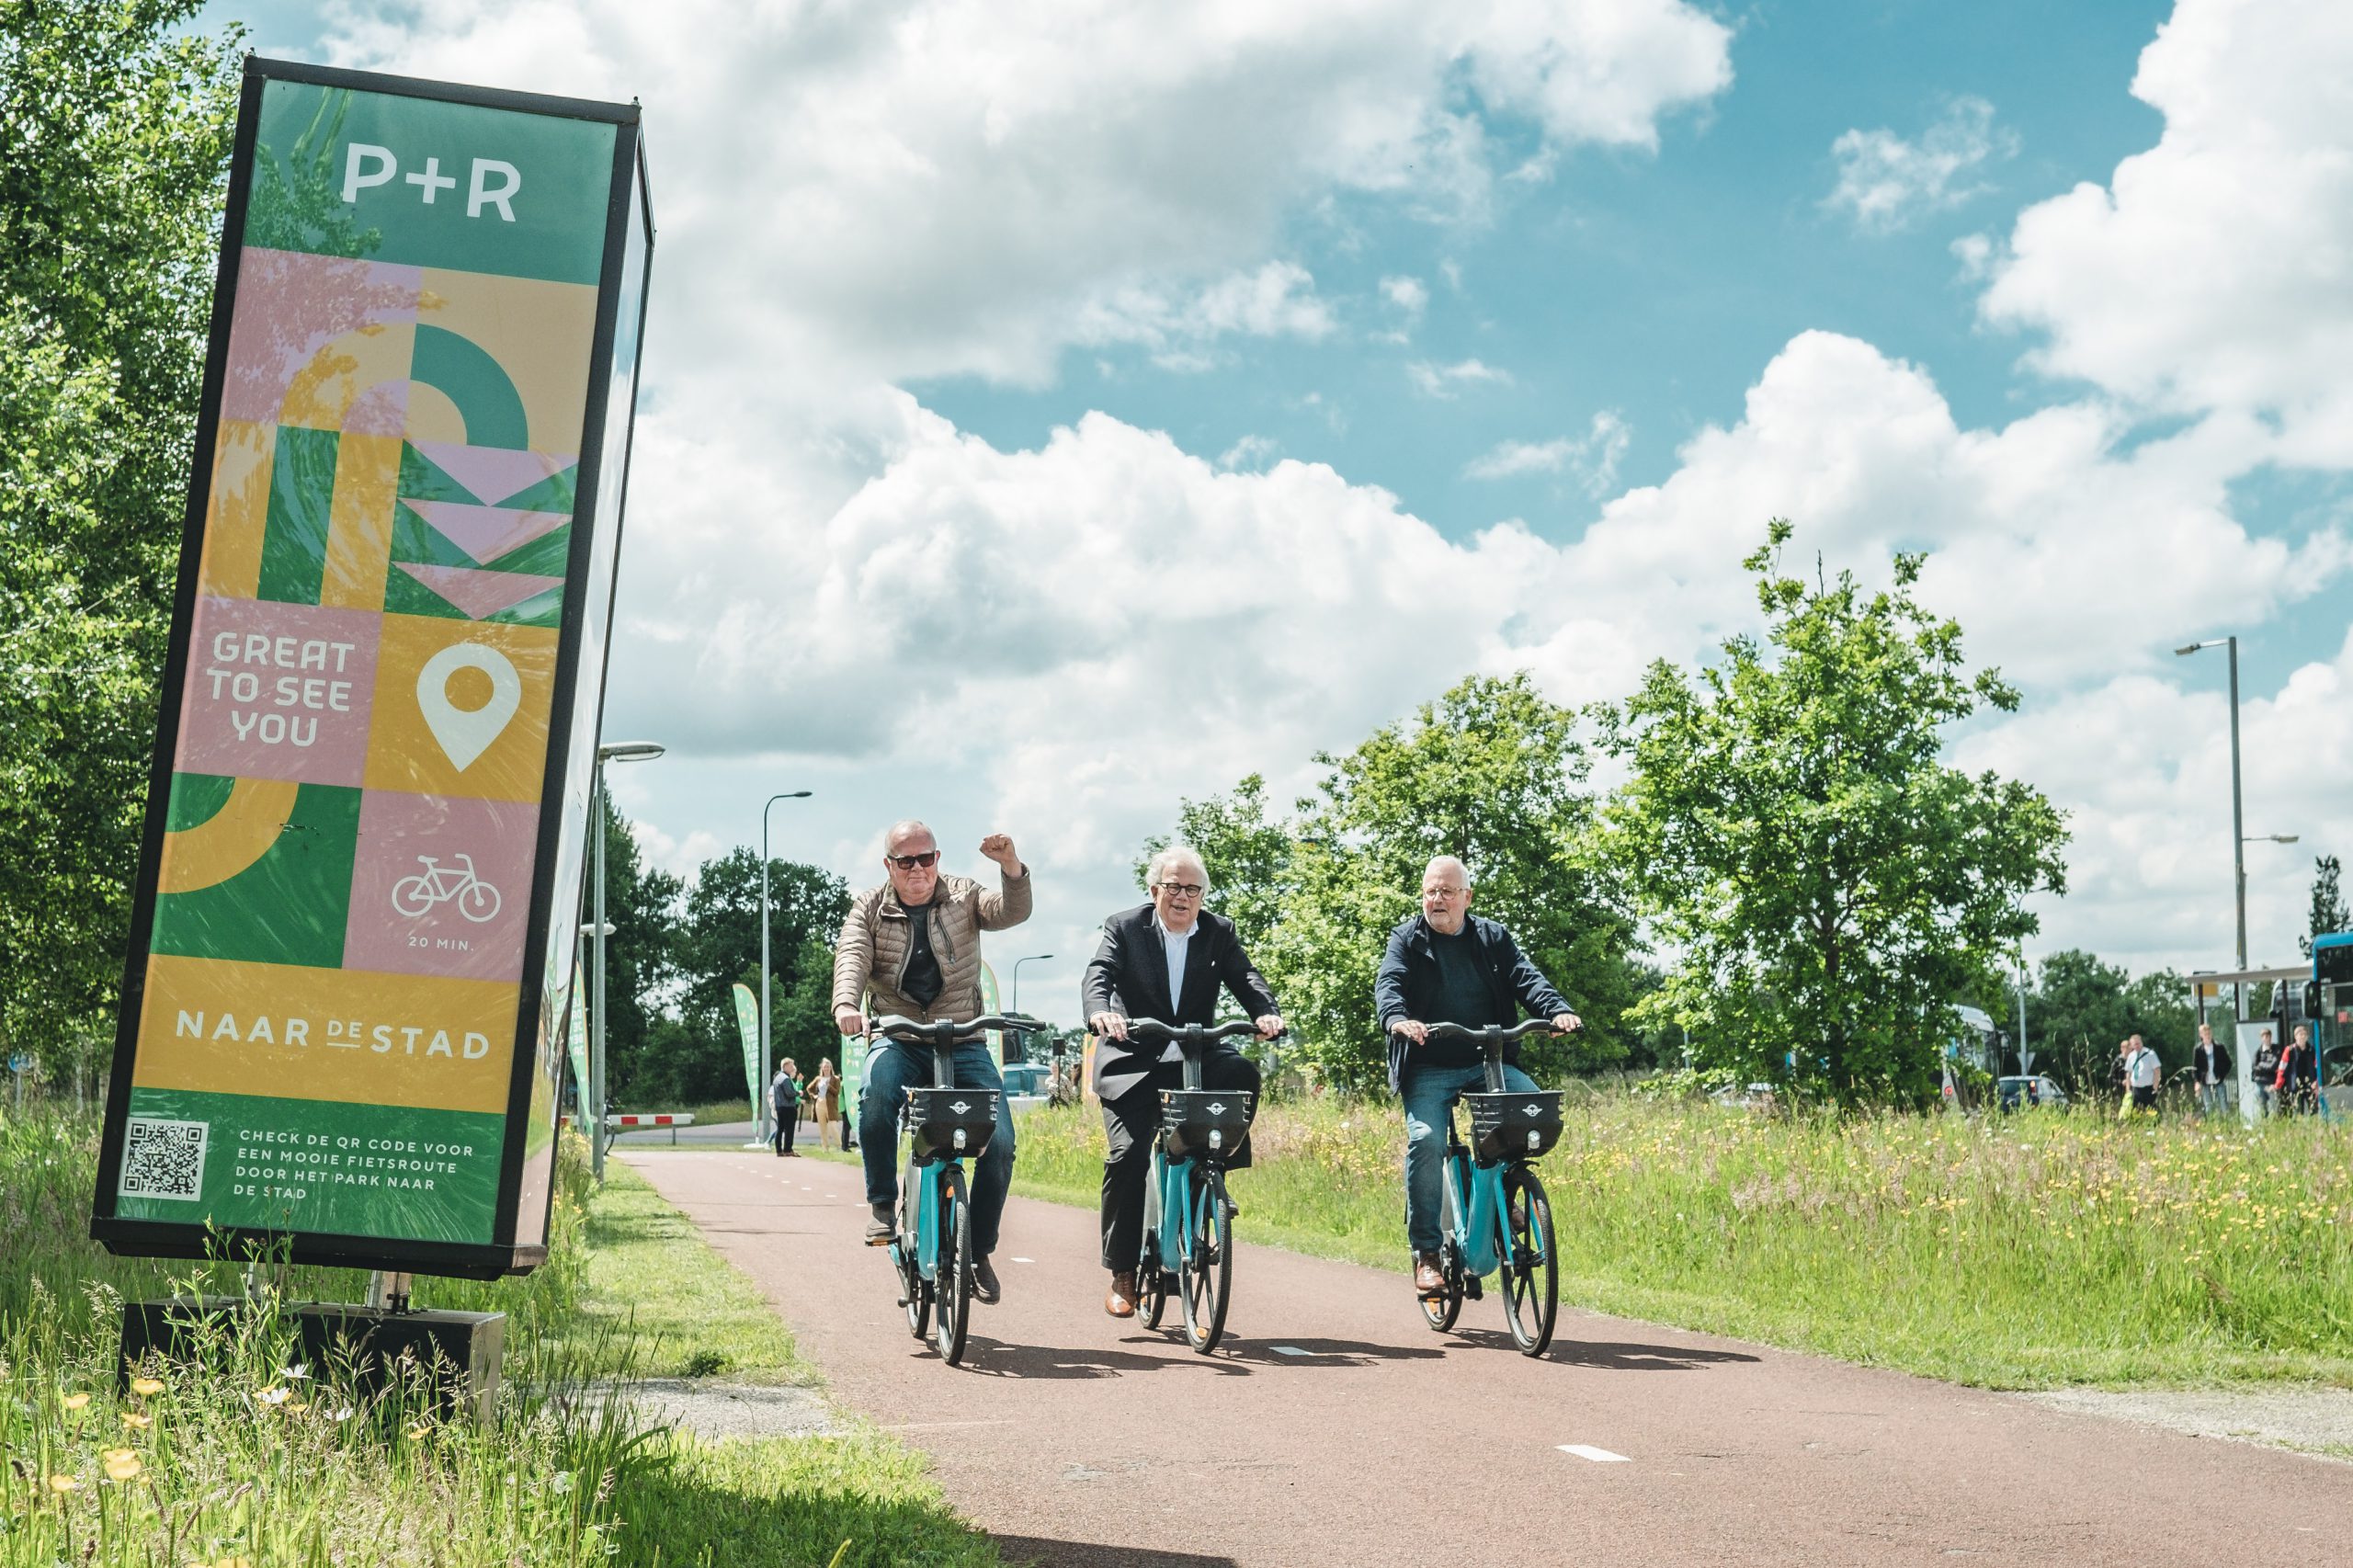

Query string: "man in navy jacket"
[[1374, 856, 1578, 1298], [1084, 845, 1283, 1319]]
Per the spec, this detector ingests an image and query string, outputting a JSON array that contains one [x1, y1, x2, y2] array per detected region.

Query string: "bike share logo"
[[391, 854, 501, 922]]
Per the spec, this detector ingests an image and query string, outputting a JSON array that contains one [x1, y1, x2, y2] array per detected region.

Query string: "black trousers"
[[1100, 1051, 1259, 1270], [771, 1106, 798, 1153]]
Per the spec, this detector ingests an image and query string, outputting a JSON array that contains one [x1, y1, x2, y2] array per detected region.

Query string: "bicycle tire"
[[1137, 1157, 1168, 1328], [1418, 1160, 1463, 1333], [1500, 1165, 1558, 1357], [1181, 1167, 1233, 1354], [457, 880, 500, 922], [901, 1163, 929, 1340], [936, 1165, 973, 1364]]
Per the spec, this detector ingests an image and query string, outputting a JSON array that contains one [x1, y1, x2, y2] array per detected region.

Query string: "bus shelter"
[[2188, 961, 2336, 1122]]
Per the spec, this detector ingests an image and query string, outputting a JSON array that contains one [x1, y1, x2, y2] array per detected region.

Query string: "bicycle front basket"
[[906, 1087, 1000, 1161], [1465, 1090, 1563, 1161], [1157, 1087, 1256, 1160]]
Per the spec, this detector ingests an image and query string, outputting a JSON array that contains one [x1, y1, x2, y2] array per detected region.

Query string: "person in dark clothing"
[[2191, 1023, 2232, 1118], [2249, 1028, 2282, 1117], [1082, 845, 1282, 1320], [769, 1060, 801, 1155], [1374, 856, 1579, 1300], [2279, 1024, 2322, 1115]]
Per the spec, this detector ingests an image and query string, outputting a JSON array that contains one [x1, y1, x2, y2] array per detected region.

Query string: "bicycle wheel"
[[935, 1165, 973, 1365], [1180, 1167, 1233, 1354], [1137, 1155, 1168, 1328], [1499, 1165, 1558, 1357], [900, 1164, 929, 1339], [1418, 1161, 1463, 1333]]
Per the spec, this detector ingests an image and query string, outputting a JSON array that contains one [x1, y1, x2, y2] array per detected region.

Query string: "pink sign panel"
[[345, 790, 540, 982], [176, 598, 381, 785]]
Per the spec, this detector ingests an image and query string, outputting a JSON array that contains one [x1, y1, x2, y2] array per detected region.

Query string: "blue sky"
[[196, 0, 2353, 1017]]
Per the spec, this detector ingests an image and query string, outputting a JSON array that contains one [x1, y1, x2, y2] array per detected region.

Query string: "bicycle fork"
[[1152, 1151, 1197, 1270]]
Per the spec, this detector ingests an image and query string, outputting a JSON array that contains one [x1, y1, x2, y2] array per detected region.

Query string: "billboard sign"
[[733, 983, 761, 1122], [91, 59, 654, 1278]]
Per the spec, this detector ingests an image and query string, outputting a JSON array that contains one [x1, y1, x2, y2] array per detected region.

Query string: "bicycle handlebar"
[[1121, 1018, 1271, 1051], [868, 1014, 1032, 1045], [1420, 1019, 1563, 1043]]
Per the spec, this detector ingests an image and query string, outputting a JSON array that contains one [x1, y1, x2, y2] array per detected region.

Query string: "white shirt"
[[2125, 1047, 2160, 1089], [1154, 913, 1193, 1061]]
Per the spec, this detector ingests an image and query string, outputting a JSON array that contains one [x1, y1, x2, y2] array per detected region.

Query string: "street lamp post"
[[2177, 638, 2249, 1016], [591, 741, 665, 1181], [1009, 953, 1053, 1017], [758, 790, 814, 1146]]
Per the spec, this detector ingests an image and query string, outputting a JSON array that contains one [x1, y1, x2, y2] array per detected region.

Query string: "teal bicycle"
[[1127, 1018, 1262, 1354], [870, 1013, 1021, 1367], [1417, 1019, 1564, 1357]]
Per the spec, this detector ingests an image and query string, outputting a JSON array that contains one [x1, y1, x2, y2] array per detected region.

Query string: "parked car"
[[1995, 1074, 2068, 1112], [999, 1062, 1052, 1111]]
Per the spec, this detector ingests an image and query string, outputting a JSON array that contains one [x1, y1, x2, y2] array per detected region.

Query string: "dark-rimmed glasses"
[[886, 850, 941, 869], [1154, 881, 1204, 898]]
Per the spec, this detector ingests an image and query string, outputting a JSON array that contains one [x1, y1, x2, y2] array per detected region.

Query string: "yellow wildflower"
[[46, 1473, 78, 1494], [61, 1392, 90, 1411], [130, 1376, 165, 1397], [102, 1449, 143, 1482], [119, 1411, 153, 1430]]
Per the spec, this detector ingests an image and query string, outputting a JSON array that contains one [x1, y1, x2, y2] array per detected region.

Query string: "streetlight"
[[590, 741, 665, 1180], [758, 790, 815, 1146], [1008, 953, 1053, 1017], [2176, 638, 2249, 1017]]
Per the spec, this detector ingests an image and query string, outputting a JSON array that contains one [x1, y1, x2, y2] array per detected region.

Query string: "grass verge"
[[0, 1110, 1000, 1567], [1005, 1093, 2353, 1390]]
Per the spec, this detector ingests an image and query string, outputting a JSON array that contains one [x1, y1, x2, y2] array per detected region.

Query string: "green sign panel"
[[733, 983, 761, 1124], [92, 61, 654, 1279]]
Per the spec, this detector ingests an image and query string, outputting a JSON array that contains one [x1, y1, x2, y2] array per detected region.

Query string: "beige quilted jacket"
[[831, 870, 1033, 1030]]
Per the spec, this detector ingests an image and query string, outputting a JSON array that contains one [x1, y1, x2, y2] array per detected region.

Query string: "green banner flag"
[[841, 1031, 867, 1132], [733, 983, 761, 1124]]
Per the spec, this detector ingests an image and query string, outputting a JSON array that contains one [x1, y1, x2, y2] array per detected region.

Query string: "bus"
[[2297, 932, 2351, 1114]]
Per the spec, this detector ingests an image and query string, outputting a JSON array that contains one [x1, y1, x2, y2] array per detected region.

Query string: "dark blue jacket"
[[1373, 914, 1571, 1093]]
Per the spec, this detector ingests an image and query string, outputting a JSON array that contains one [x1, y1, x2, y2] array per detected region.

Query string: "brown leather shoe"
[[1413, 1253, 1447, 1298], [1105, 1270, 1138, 1318]]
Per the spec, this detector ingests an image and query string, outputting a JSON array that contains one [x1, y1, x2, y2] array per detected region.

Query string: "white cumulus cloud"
[[1826, 96, 2017, 233]]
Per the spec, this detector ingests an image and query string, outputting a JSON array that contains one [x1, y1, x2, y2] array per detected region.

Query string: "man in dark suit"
[[1083, 845, 1283, 1318]]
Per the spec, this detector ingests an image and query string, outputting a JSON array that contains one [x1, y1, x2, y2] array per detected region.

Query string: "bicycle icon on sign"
[[390, 854, 502, 923]]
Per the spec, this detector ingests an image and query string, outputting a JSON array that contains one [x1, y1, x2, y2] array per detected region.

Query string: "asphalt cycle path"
[[625, 1147, 2348, 1567]]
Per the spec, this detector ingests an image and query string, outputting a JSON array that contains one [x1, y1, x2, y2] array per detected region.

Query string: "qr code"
[[119, 1118, 208, 1201]]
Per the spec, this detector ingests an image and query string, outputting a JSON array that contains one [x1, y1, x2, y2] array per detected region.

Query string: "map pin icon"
[[417, 642, 522, 770]]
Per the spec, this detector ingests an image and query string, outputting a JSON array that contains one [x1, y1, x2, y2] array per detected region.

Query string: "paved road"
[[626, 1148, 2350, 1567]]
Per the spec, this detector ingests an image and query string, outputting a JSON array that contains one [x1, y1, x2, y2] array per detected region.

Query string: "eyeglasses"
[[1154, 881, 1204, 898], [885, 851, 940, 870], [1424, 885, 1468, 898]]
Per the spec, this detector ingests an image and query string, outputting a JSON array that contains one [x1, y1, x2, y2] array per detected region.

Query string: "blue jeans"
[[1402, 1060, 1538, 1257], [858, 1040, 1016, 1256]]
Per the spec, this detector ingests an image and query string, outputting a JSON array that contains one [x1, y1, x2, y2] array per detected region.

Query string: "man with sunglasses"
[[834, 821, 1032, 1302], [1083, 845, 1282, 1318], [1377, 855, 1579, 1301]]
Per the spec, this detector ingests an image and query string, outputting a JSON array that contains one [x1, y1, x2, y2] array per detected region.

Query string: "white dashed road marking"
[[1558, 1445, 1631, 1463]]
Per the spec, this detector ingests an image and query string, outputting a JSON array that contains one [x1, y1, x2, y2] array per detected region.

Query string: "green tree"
[[649, 848, 849, 1105], [1600, 522, 2070, 1108], [593, 796, 683, 1102], [1148, 676, 1637, 1094], [2303, 855, 2347, 958], [0, 2, 238, 1064]]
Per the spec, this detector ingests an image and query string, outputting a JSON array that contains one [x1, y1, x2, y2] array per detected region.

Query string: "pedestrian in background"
[[812, 1059, 842, 1150], [770, 1059, 802, 1156], [2121, 1035, 2161, 1117], [2191, 1022, 2232, 1118], [2279, 1024, 2321, 1116], [2248, 1028, 2280, 1118]]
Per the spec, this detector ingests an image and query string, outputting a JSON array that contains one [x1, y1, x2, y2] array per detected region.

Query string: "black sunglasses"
[[886, 850, 941, 870]]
